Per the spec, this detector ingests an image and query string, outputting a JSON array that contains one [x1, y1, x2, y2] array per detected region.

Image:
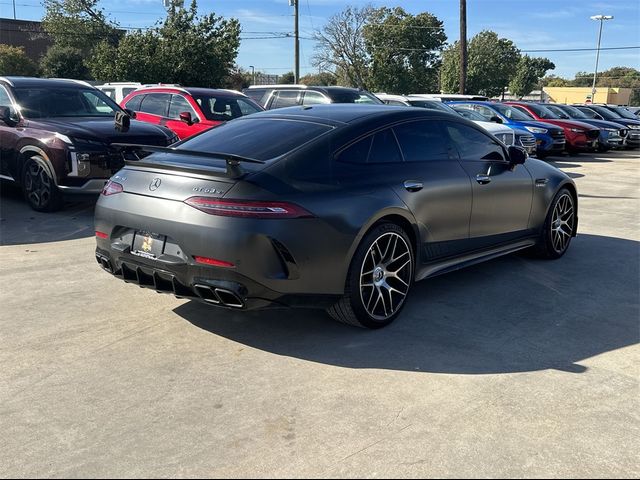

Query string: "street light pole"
[[12, 0, 16, 19], [459, 0, 467, 95], [249, 65, 255, 86], [590, 14, 614, 101]]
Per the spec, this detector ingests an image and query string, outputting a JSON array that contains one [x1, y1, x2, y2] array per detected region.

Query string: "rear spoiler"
[[112, 143, 265, 178]]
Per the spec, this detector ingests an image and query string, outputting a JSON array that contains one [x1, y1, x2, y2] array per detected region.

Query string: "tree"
[[40, 44, 90, 78], [441, 30, 520, 96], [509, 55, 555, 99], [363, 7, 446, 94], [313, 5, 372, 88], [41, 0, 120, 78], [88, 0, 240, 86], [224, 65, 252, 90], [0, 44, 38, 76], [299, 71, 338, 86], [541, 75, 570, 87], [279, 71, 295, 84]]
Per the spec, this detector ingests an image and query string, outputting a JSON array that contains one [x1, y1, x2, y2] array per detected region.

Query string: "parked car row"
[[1, 76, 636, 213]]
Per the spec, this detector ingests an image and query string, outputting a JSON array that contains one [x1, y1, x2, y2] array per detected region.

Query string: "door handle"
[[476, 174, 491, 185], [403, 180, 423, 192]]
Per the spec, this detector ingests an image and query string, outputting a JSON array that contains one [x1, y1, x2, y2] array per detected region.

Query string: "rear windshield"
[[326, 90, 382, 104], [175, 117, 333, 161], [491, 104, 532, 121]]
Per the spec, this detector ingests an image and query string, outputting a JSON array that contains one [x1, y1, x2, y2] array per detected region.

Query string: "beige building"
[[543, 86, 633, 105]]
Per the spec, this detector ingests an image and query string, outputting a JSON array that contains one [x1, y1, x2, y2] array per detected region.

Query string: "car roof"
[[245, 103, 458, 125], [0, 76, 93, 88]]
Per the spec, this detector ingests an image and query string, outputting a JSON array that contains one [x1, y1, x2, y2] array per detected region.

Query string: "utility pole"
[[590, 14, 613, 102], [249, 65, 255, 86], [12, 0, 16, 19], [459, 0, 467, 95], [291, 0, 300, 83]]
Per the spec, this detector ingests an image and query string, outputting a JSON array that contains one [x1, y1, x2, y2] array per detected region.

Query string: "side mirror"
[[0, 106, 18, 127], [179, 111, 193, 125], [490, 116, 503, 124], [508, 145, 527, 165], [124, 108, 137, 119]]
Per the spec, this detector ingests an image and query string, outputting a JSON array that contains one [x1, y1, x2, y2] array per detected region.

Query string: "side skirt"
[[415, 237, 537, 282]]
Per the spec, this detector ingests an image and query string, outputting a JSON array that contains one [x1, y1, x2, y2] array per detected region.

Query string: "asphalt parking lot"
[[1, 150, 638, 478]]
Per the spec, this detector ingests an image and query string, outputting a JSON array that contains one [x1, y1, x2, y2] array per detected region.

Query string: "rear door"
[[445, 121, 533, 244]]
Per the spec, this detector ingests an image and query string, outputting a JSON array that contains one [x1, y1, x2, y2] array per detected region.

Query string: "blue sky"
[[3, 0, 639, 79]]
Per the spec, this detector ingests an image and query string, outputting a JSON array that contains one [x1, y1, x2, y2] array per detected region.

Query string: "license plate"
[[132, 231, 166, 259]]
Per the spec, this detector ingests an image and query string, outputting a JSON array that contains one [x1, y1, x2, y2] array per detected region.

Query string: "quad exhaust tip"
[[194, 284, 245, 308]]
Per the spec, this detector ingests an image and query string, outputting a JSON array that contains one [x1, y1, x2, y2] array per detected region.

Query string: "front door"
[[445, 121, 533, 246]]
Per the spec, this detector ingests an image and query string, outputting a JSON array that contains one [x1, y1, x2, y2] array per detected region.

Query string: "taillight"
[[184, 197, 313, 219], [193, 256, 235, 268], [102, 180, 123, 196], [95, 231, 108, 239]]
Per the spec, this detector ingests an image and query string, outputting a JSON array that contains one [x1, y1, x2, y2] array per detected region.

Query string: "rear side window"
[[176, 118, 332, 161], [393, 121, 449, 162], [302, 91, 330, 106], [446, 122, 506, 161], [139, 93, 170, 117], [336, 136, 373, 164], [124, 94, 143, 111], [369, 129, 403, 163], [271, 90, 300, 109], [101, 88, 115, 100]]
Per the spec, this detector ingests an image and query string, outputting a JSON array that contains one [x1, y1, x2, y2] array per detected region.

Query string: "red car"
[[504, 102, 600, 152], [120, 86, 264, 140]]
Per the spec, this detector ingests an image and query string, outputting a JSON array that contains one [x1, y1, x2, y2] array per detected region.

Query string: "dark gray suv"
[[243, 85, 382, 110]]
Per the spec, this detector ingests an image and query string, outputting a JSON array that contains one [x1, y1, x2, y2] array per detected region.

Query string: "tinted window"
[[271, 90, 300, 109], [522, 103, 558, 119], [394, 121, 449, 162], [124, 94, 143, 111], [491, 104, 532, 121], [14, 87, 120, 118], [545, 105, 571, 119], [368, 129, 402, 163], [122, 88, 137, 98], [446, 122, 505, 161], [326, 90, 382, 104], [168, 94, 196, 119], [586, 105, 619, 120], [140, 93, 170, 116], [336, 136, 373, 164], [192, 95, 261, 121], [303, 91, 330, 106], [175, 118, 332, 161], [0, 86, 11, 107], [575, 107, 599, 119]]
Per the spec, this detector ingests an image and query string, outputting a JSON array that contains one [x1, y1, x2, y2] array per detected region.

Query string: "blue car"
[[545, 104, 625, 151], [448, 101, 566, 157]]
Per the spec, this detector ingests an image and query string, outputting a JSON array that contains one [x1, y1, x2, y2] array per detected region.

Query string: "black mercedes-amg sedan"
[[95, 105, 577, 328]]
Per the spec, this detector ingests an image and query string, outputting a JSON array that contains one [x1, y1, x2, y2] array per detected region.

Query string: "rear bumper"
[[94, 192, 353, 310]]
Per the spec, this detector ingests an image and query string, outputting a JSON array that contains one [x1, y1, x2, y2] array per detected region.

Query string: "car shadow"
[[0, 181, 96, 246], [174, 234, 639, 375]]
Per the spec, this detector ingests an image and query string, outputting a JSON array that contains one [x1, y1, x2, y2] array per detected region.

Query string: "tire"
[[532, 188, 576, 259], [327, 222, 414, 329], [21, 156, 63, 212]]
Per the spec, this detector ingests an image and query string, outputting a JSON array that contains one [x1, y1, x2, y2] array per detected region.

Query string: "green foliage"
[[40, 44, 90, 78], [223, 65, 252, 90], [0, 44, 39, 76], [541, 75, 570, 87], [88, 1, 240, 86], [279, 71, 295, 84], [363, 7, 446, 94], [299, 71, 338, 86], [441, 31, 520, 96], [509, 55, 555, 98]]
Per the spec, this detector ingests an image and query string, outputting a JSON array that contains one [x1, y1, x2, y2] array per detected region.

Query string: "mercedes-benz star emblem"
[[149, 178, 162, 191]]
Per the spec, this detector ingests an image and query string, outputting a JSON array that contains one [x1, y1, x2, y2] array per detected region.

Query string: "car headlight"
[[628, 124, 640, 130], [69, 152, 92, 177], [525, 126, 548, 134], [604, 128, 618, 133], [570, 128, 585, 133]]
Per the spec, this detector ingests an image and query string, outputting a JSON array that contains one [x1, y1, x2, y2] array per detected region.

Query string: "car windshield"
[[14, 87, 121, 118], [173, 117, 333, 161], [611, 107, 637, 119], [491, 104, 532, 121], [554, 105, 589, 119], [191, 94, 262, 121], [544, 105, 572, 119], [525, 103, 560, 119], [326, 90, 382, 104], [409, 100, 457, 114], [453, 107, 488, 121], [588, 105, 621, 120]]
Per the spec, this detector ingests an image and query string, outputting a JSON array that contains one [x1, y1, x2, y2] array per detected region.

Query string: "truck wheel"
[[22, 156, 63, 212]]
